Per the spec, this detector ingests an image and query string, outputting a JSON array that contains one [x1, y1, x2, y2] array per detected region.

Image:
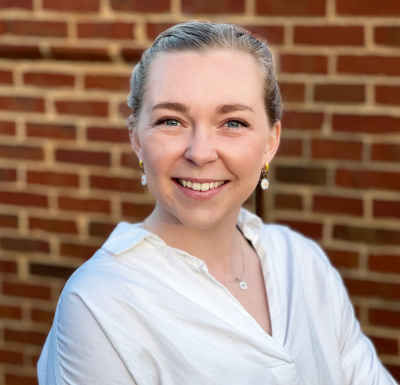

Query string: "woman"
[[38, 21, 396, 384]]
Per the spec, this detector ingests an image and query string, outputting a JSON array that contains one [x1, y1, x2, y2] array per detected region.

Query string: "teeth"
[[178, 179, 225, 191]]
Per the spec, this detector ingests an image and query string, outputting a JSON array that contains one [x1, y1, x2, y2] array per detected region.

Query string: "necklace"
[[221, 235, 248, 290]]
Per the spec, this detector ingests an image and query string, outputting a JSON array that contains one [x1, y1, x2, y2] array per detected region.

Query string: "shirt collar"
[[101, 208, 263, 255]]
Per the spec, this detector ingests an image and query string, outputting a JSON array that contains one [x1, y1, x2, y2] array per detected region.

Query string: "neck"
[[143, 205, 244, 276]]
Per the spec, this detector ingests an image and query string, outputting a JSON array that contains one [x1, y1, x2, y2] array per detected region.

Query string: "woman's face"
[[131, 49, 280, 230]]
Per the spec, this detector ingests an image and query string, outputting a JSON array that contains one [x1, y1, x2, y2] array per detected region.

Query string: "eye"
[[224, 120, 248, 129], [156, 118, 181, 126]]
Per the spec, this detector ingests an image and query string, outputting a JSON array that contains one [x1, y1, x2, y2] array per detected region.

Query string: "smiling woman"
[[37, 21, 396, 385]]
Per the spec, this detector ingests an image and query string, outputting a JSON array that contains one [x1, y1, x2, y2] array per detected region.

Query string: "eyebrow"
[[152, 102, 254, 114]]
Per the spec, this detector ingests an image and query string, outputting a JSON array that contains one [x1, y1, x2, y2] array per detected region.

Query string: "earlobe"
[[264, 120, 281, 164]]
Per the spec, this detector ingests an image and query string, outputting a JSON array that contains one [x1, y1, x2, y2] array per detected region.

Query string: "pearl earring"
[[139, 159, 147, 186], [260, 162, 269, 190]]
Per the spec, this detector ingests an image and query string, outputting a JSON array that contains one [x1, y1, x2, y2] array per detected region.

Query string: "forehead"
[[143, 49, 265, 107]]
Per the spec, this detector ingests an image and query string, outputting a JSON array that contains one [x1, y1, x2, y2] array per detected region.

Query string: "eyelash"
[[224, 119, 249, 129], [154, 117, 249, 129], [155, 117, 181, 126]]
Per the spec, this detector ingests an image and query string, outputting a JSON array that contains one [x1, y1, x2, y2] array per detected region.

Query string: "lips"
[[177, 178, 226, 192]]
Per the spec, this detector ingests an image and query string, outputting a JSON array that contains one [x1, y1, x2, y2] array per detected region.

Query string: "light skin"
[[131, 49, 280, 334]]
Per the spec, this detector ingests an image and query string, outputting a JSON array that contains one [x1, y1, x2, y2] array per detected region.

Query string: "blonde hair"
[[127, 21, 282, 130]]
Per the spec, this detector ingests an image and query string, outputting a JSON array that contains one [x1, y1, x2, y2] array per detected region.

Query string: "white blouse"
[[38, 209, 396, 385]]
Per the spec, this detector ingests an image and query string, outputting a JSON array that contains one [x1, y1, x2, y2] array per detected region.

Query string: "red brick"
[[55, 100, 108, 117], [89, 221, 117, 237], [369, 336, 399, 355], [50, 46, 110, 62], [24, 72, 74, 88], [56, 149, 110, 166], [118, 100, 132, 119], [121, 48, 145, 63], [277, 138, 303, 157], [313, 195, 363, 216], [146, 22, 176, 40], [281, 111, 323, 130], [0, 304, 22, 319], [0, 43, 42, 59], [344, 278, 400, 301], [0, 19, 4, 34], [0, 260, 17, 274], [314, 84, 365, 103], [0, 349, 23, 365], [110, 0, 170, 12], [27, 170, 79, 187], [276, 166, 326, 185], [276, 219, 323, 239], [0, 69, 12, 84], [84, 75, 130, 91], [58, 196, 111, 213], [336, 169, 400, 191], [60, 242, 98, 259], [121, 152, 139, 168], [2, 282, 51, 300], [7, 20, 67, 37], [0, 120, 15, 135], [279, 82, 305, 102], [373, 200, 400, 219], [78, 22, 134, 39], [256, 0, 325, 15], [0, 214, 18, 228], [337, 0, 400, 16], [5, 374, 38, 385], [243, 25, 284, 45], [182, 0, 244, 13], [87, 126, 129, 143], [369, 254, 400, 274], [121, 202, 154, 219], [31, 308, 54, 324], [29, 217, 78, 234], [338, 55, 400, 76], [90, 175, 141, 192], [43, 0, 99, 12], [325, 249, 359, 269], [311, 139, 363, 161], [0, 191, 48, 207], [0, 0, 32, 9], [294, 26, 364, 46], [1, 237, 50, 253], [333, 114, 400, 134], [280, 54, 328, 74], [5, 328, 47, 345], [375, 85, 400, 105], [0, 144, 43, 160], [274, 193, 303, 210], [26, 122, 76, 140], [0, 168, 17, 182], [386, 366, 400, 382], [333, 225, 400, 246], [375, 26, 400, 47], [369, 308, 400, 328], [30, 263, 75, 279], [0, 96, 45, 112]]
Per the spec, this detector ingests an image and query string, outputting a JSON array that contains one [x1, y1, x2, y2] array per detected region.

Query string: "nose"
[[184, 128, 217, 166]]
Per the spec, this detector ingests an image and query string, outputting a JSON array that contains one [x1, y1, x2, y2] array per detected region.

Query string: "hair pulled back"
[[127, 21, 282, 129]]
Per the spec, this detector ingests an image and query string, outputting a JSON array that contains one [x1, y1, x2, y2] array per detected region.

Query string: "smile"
[[177, 179, 226, 192]]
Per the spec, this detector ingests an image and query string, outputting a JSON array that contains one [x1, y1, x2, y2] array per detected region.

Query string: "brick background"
[[0, 0, 399, 383]]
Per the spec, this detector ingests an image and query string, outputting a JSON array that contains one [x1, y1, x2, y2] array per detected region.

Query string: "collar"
[[101, 208, 263, 255]]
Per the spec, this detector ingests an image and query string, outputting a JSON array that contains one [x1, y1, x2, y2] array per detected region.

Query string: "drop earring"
[[260, 162, 269, 190], [139, 159, 147, 186]]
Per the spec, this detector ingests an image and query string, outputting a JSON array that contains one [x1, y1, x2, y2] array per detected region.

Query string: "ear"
[[263, 120, 281, 165], [130, 129, 143, 160]]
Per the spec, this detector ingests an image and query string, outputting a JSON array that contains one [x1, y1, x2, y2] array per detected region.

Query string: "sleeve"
[[37, 289, 137, 385], [327, 265, 398, 385]]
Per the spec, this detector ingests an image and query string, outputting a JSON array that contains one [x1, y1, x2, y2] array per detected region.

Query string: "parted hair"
[[127, 21, 282, 130]]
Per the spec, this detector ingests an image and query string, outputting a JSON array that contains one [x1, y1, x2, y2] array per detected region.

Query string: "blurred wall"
[[0, 0, 399, 383]]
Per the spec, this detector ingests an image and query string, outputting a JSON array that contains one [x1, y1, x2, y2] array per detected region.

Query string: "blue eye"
[[164, 119, 180, 126], [225, 120, 246, 129]]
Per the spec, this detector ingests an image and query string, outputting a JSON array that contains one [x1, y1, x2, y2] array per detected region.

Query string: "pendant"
[[239, 280, 248, 290]]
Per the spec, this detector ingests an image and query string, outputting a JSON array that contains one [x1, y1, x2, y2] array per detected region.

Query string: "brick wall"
[[0, 0, 399, 383]]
